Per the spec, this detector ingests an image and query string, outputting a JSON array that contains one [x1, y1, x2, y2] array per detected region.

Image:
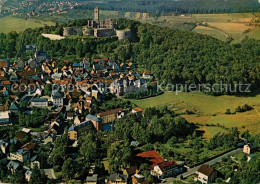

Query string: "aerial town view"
[[0, 0, 259, 183]]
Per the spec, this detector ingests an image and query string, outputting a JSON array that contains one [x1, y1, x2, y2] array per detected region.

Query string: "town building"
[[51, 90, 64, 106], [97, 108, 124, 124], [31, 98, 48, 107], [9, 149, 30, 162], [108, 173, 127, 184], [85, 174, 98, 184], [68, 121, 94, 140], [197, 164, 217, 184], [86, 114, 102, 131]]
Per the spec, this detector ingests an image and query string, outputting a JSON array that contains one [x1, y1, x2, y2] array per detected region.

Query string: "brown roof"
[[132, 107, 144, 112], [14, 131, 27, 140], [198, 164, 215, 176], [0, 61, 8, 68], [97, 108, 123, 117], [21, 142, 36, 151]]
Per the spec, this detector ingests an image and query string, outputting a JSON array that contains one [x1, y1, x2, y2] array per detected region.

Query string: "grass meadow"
[[130, 92, 260, 139]]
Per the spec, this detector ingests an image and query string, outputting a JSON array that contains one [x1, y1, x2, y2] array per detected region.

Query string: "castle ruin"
[[63, 7, 131, 40]]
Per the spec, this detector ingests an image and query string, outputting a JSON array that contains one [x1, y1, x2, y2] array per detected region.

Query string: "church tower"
[[94, 7, 99, 21]]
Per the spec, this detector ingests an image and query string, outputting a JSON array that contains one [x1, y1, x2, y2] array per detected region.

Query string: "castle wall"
[[116, 30, 132, 40], [83, 27, 94, 36], [63, 27, 83, 36], [94, 29, 116, 37]]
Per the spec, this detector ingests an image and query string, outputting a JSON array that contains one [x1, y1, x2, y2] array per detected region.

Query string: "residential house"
[[25, 45, 36, 52], [108, 173, 127, 184], [31, 98, 48, 107], [51, 90, 64, 106], [132, 174, 148, 184], [85, 174, 98, 184], [25, 170, 32, 181], [9, 102, 20, 113], [243, 143, 255, 154], [142, 71, 153, 79], [132, 107, 144, 116], [0, 111, 10, 124], [86, 114, 102, 131], [35, 51, 48, 62], [7, 160, 21, 174], [151, 161, 184, 179], [30, 155, 40, 169], [9, 149, 30, 162], [197, 164, 217, 184], [14, 58, 25, 71], [0, 140, 8, 154]]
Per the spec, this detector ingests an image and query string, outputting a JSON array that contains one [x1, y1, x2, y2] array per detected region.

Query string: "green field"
[[0, 16, 55, 34], [130, 92, 260, 114], [193, 26, 227, 41], [130, 92, 260, 137]]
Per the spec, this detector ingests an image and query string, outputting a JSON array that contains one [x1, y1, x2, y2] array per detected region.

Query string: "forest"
[[40, 0, 260, 14], [0, 18, 260, 94]]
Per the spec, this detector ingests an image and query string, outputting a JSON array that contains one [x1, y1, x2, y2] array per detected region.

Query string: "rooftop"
[[97, 108, 123, 117], [198, 164, 215, 176]]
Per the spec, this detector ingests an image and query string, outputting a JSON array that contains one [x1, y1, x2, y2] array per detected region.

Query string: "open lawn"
[[130, 92, 260, 137], [0, 16, 55, 34], [130, 92, 260, 114]]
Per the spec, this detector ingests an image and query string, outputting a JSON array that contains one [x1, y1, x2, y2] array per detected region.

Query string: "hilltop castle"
[[63, 7, 131, 40]]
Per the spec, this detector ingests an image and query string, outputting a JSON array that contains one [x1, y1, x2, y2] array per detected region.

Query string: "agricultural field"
[[130, 92, 260, 139], [191, 13, 260, 43], [193, 25, 227, 41], [0, 16, 55, 34]]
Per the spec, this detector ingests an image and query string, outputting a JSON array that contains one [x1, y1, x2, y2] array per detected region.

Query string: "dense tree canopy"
[[1, 19, 259, 94]]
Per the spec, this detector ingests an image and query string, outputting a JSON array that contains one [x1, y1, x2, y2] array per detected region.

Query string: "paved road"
[[165, 148, 242, 183]]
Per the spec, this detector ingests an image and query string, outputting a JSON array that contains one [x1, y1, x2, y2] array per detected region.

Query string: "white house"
[[9, 149, 30, 162], [243, 143, 255, 154], [51, 90, 64, 106], [197, 164, 217, 184], [0, 111, 10, 124], [25, 170, 32, 181], [151, 161, 184, 179]]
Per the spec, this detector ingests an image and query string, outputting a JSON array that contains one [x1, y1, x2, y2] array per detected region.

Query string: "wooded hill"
[[0, 18, 260, 94]]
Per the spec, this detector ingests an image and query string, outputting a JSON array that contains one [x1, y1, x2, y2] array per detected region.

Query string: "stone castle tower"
[[94, 7, 99, 21]]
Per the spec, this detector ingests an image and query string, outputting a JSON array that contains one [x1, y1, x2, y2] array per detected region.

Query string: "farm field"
[[193, 25, 227, 41], [0, 16, 55, 34], [130, 92, 260, 138]]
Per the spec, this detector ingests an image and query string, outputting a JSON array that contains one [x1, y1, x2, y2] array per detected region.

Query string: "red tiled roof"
[[157, 161, 177, 171], [2, 81, 11, 85], [136, 150, 165, 168]]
